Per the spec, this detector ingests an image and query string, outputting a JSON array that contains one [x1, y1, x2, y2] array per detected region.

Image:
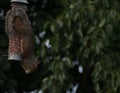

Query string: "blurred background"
[[0, 0, 120, 93]]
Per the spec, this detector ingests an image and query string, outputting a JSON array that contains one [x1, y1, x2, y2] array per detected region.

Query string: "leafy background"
[[0, 0, 120, 93]]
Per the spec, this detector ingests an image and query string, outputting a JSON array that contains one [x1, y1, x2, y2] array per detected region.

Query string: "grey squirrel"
[[14, 16, 40, 73]]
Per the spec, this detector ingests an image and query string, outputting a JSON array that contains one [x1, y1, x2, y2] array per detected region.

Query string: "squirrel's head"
[[21, 58, 40, 74]]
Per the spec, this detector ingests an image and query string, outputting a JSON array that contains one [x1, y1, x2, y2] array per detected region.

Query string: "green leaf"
[[99, 19, 106, 28]]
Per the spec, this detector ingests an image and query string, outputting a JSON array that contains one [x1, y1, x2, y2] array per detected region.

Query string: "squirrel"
[[14, 15, 40, 74]]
